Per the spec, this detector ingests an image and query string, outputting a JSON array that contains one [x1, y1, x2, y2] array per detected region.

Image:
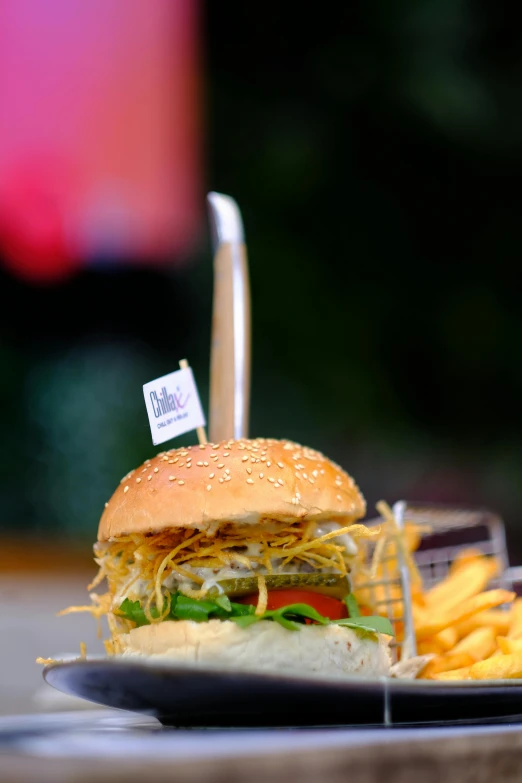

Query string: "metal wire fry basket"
[[357, 501, 513, 664]]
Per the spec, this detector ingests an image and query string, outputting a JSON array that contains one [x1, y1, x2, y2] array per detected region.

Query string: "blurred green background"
[[2, 1, 522, 562]]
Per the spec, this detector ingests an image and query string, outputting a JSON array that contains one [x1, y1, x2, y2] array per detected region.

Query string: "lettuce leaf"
[[230, 614, 261, 629], [172, 595, 220, 622], [118, 592, 256, 625], [344, 593, 361, 618], [118, 592, 394, 637], [118, 598, 160, 627], [266, 603, 330, 631], [214, 594, 232, 612], [334, 615, 394, 635]]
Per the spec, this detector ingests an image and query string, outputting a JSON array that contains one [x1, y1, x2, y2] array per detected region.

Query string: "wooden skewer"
[[179, 358, 208, 445]]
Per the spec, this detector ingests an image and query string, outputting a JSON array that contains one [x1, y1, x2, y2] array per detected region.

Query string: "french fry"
[[373, 504, 424, 588], [364, 502, 517, 681], [412, 602, 428, 627], [432, 666, 472, 681], [433, 627, 458, 651], [497, 636, 522, 655], [415, 589, 516, 642], [449, 548, 489, 573], [424, 557, 499, 613], [456, 609, 512, 640], [403, 523, 422, 556], [421, 652, 475, 680], [497, 636, 512, 655], [450, 627, 496, 662], [507, 598, 522, 639], [417, 639, 445, 656], [470, 651, 522, 680], [411, 583, 426, 607]]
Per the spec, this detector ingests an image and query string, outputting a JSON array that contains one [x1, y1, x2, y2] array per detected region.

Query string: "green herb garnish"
[[118, 593, 394, 637], [344, 593, 361, 618], [119, 598, 161, 627], [118, 592, 256, 625], [334, 615, 394, 635]]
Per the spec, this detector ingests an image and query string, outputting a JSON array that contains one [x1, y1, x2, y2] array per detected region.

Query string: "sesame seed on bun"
[[98, 437, 366, 541]]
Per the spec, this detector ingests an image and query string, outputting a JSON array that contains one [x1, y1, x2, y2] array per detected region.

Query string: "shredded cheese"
[[352, 500, 430, 617], [57, 593, 111, 639], [256, 574, 268, 615], [155, 532, 206, 610], [60, 520, 377, 637], [375, 500, 424, 586]]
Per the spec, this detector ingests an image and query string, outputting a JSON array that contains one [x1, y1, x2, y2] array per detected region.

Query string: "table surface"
[[3, 708, 522, 783]]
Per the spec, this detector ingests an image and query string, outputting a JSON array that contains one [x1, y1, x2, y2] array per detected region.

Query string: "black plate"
[[44, 660, 522, 728]]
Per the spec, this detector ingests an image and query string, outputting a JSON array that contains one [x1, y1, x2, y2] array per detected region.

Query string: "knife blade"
[[206, 192, 251, 443]]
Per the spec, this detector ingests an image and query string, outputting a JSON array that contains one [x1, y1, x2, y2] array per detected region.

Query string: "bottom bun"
[[117, 620, 392, 678]]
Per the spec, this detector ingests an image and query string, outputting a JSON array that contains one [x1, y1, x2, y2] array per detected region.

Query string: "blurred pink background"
[[0, 0, 201, 282]]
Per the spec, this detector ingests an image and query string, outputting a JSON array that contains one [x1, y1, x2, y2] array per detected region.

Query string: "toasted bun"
[[98, 438, 366, 541], [117, 619, 391, 678]]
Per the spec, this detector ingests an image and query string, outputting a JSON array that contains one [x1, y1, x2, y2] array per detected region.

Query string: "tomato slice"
[[236, 589, 348, 621]]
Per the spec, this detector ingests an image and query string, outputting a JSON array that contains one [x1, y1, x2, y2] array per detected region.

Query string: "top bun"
[[98, 438, 366, 541]]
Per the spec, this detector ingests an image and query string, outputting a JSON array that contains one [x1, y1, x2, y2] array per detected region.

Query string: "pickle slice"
[[207, 573, 350, 599]]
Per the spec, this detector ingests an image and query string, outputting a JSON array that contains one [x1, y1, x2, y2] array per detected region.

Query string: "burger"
[[67, 437, 393, 678]]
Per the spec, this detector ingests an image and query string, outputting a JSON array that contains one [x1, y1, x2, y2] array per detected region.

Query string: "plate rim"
[[42, 657, 522, 692]]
